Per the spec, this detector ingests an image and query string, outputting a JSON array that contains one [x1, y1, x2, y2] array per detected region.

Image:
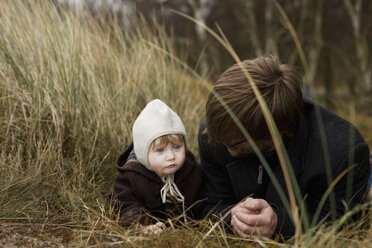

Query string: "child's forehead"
[[153, 134, 183, 145]]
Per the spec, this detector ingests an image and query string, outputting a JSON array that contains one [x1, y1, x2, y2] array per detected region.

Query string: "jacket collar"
[[284, 114, 308, 178], [115, 142, 196, 183]]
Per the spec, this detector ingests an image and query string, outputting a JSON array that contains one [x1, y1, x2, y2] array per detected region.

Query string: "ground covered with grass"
[[1, 1, 372, 247]]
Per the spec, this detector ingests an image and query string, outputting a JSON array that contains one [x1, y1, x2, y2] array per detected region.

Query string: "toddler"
[[109, 99, 203, 234]]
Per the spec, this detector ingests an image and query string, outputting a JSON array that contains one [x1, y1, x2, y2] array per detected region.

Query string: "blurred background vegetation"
[[1, 0, 371, 246], [58, 0, 372, 145]]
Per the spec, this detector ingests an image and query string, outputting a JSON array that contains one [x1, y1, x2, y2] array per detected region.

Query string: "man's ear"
[[202, 127, 208, 135]]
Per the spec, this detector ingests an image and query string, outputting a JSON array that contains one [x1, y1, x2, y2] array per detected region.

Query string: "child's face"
[[148, 135, 186, 177]]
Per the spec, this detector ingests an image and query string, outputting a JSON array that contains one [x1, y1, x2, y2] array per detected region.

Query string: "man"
[[198, 55, 370, 238]]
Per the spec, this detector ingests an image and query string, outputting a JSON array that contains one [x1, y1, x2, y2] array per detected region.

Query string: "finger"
[[244, 198, 268, 211], [232, 215, 273, 238], [142, 225, 158, 235], [231, 214, 255, 237], [231, 215, 245, 237], [154, 227, 163, 235], [235, 212, 271, 227], [231, 203, 260, 216], [235, 213, 275, 238], [245, 225, 273, 238], [155, 222, 166, 229], [237, 226, 271, 238], [232, 224, 253, 238]]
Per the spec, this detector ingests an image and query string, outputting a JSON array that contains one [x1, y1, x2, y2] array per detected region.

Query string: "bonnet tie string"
[[160, 174, 187, 223]]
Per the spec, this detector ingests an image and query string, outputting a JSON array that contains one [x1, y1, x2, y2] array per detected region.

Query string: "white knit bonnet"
[[132, 99, 187, 170]]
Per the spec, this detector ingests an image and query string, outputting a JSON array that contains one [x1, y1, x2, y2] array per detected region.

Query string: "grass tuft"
[[0, 1, 371, 247]]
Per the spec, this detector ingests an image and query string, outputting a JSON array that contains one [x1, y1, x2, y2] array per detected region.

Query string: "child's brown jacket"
[[109, 143, 203, 227]]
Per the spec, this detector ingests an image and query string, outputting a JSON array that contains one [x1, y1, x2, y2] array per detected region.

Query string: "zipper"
[[258, 165, 263, 184]]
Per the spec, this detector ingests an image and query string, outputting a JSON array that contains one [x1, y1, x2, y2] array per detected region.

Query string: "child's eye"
[[173, 145, 181, 150], [156, 148, 164, 153]]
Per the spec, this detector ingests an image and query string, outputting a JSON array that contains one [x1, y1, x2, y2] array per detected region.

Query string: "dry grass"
[[0, 1, 371, 247]]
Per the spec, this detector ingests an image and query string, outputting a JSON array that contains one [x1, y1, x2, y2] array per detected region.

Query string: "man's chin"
[[228, 150, 252, 158]]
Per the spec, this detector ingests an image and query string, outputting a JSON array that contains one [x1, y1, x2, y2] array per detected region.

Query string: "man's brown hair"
[[206, 55, 303, 144]]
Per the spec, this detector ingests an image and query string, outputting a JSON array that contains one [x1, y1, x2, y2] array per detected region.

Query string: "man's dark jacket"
[[198, 99, 370, 238]]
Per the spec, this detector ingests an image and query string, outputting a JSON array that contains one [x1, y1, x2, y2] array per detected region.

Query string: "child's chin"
[[163, 168, 177, 175]]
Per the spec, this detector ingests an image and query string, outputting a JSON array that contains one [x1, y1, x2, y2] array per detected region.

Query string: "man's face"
[[224, 138, 275, 158]]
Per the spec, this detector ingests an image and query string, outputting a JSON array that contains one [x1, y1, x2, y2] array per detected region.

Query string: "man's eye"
[[156, 148, 164, 153]]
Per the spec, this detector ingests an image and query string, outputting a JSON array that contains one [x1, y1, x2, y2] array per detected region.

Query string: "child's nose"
[[166, 150, 175, 160]]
